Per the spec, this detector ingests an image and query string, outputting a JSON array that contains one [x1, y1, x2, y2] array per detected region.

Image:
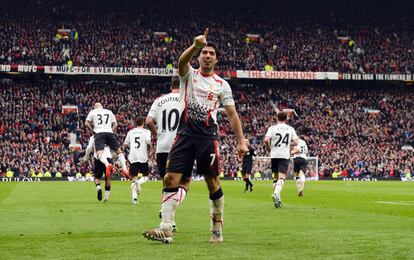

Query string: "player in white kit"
[[85, 103, 129, 179], [82, 136, 115, 202], [291, 138, 308, 197], [146, 76, 186, 231], [143, 29, 248, 244], [264, 112, 298, 208], [123, 116, 152, 205]]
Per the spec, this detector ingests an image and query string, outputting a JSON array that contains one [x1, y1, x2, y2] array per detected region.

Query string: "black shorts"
[[271, 158, 290, 174], [130, 162, 149, 177], [157, 153, 169, 178], [93, 158, 106, 179], [294, 157, 307, 173], [242, 163, 253, 175], [94, 132, 120, 151], [167, 135, 220, 179]]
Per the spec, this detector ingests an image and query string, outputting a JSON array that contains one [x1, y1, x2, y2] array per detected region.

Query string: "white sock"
[[295, 176, 302, 193], [273, 178, 285, 199], [98, 153, 109, 167], [131, 181, 138, 200], [104, 190, 110, 200], [96, 185, 102, 191], [159, 189, 178, 232], [209, 195, 224, 234], [117, 153, 127, 171], [177, 187, 187, 205], [138, 176, 149, 185], [300, 171, 306, 191]]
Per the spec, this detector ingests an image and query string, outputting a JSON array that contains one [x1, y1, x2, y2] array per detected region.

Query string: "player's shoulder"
[[212, 73, 231, 89], [103, 108, 114, 114], [287, 124, 296, 130], [92, 108, 112, 114]]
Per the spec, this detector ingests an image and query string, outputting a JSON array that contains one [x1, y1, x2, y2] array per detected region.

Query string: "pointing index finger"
[[203, 28, 209, 38]]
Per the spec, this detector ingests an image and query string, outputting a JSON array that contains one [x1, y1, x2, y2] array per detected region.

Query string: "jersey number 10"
[[162, 109, 180, 131]]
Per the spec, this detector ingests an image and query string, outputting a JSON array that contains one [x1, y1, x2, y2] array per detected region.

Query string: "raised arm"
[[178, 28, 209, 77]]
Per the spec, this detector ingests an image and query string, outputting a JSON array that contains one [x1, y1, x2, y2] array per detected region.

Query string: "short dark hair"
[[171, 76, 180, 89], [198, 42, 220, 59], [136, 116, 145, 126], [277, 112, 288, 122]]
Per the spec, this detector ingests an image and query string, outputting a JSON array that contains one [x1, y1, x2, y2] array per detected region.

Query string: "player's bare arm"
[[146, 116, 157, 136], [111, 121, 118, 133], [291, 146, 299, 156], [264, 137, 271, 152], [178, 28, 209, 77], [224, 105, 248, 157], [85, 120, 94, 132]]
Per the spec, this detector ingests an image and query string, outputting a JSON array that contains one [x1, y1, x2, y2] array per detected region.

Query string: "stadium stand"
[[0, 79, 413, 178], [0, 0, 413, 73]]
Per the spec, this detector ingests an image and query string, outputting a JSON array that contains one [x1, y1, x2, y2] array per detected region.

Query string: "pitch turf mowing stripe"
[[0, 183, 16, 203], [376, 201, 414, 206], [0, 181, 413, 259]]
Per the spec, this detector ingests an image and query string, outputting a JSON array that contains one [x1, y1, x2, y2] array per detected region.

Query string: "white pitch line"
[[376, 201, 414, 206]]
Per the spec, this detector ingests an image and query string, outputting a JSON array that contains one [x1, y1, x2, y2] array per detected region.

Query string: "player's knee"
[[179, 178, 190, 190], [279, 173, 287, 180], [205, 176, 220, 192], [164, 173, 180, 187], [209, 186, 223, 200]]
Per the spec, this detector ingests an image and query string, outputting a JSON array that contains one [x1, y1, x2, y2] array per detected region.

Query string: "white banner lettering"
[[0, 64, 11, 72], [44, 66, 177, 76], [236, 70, 338, 80]]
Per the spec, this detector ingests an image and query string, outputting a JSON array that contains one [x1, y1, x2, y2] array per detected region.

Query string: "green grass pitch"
[[0, 180, 413, 259]]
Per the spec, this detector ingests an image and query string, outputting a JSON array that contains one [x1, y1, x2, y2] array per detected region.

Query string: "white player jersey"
[[124, 127, 151, 163], [147, 92, 182, 153], [85, 108, 116, 133], [293, 139, 308, 160], [86, 136, 111, 160], [178, 66, 235, 138], [265, 123, 298, 159]]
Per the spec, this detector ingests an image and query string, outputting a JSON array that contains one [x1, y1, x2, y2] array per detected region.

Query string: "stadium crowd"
[[0, 0, 413, 73], [0, 79, 413, 179]]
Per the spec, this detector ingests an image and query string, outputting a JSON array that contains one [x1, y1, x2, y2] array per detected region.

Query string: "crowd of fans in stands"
[[0, 0, 413, 73], [1, 79, 413, 179]]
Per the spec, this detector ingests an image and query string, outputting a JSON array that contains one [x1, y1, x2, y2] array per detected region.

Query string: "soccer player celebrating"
[[123, 116, 152, 205], [85, 103, 129, 178], [291, 138, 308, 197], [241, 139, 255, 192], [143, 28, 248, 244], [146, 76, 186, 231], [264, 112, 298, 208]]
